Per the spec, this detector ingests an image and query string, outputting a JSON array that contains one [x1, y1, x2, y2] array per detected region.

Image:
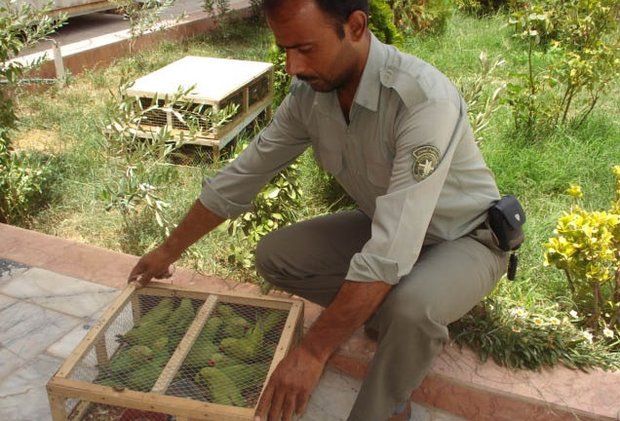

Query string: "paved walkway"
[[0, 257, 464, 421], [21, 0, 249, 56]]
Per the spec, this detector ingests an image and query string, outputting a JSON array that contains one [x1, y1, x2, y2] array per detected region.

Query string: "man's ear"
[[346, 10, 367, 41]]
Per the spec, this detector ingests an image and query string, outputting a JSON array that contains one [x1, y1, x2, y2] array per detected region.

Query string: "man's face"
[[266, 0, 359, 93]]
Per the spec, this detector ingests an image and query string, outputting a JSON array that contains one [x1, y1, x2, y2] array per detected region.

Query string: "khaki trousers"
[[255, 210, 507, 421]]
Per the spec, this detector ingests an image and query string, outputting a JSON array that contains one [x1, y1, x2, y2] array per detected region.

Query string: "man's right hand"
[[126, 200, 227, 288], [128, 245, 178, 288]]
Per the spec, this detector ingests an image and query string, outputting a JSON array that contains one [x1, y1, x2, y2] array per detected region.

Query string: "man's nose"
[[285, 49, 304, 77]]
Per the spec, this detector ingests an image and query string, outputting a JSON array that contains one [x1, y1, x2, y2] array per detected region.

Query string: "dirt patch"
[[12, 128, 66, 154]]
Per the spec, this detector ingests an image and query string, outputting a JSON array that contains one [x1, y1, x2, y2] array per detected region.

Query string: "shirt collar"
[[353, 33, 388, 112], [312, 33, 388, 115]]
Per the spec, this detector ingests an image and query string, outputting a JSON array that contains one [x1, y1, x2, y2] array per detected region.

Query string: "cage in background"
[[122, 56, 274, 158]]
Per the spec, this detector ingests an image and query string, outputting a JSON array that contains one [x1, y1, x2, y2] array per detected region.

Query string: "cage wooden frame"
[[122, 56, 275, 158], [46, 282, 304, 421]]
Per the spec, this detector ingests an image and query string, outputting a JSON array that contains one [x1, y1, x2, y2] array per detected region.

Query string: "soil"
[[12, 128, 65, 154]]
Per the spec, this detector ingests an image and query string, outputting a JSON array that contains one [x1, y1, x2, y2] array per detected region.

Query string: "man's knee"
[[379, 287, 449, 340], [255, 231, 282, 282]]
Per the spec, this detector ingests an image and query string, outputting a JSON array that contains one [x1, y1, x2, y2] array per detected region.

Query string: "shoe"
[[387, 402, 411, 421]]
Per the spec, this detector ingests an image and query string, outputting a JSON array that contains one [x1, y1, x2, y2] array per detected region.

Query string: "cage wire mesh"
[[63, 292, 289, 419], [169, 302, 287, 408], [249, 76, 270, 105]]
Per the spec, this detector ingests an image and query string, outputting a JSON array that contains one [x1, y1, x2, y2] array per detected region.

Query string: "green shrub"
[[388, 0, 453, 36], [202, 0, 229, 17], [506, 0, 620, 134], [452, 294, 620, 370], [111, 0, 177, 43], [0, 0, 65, 225], [98, 83, 232, 254], [544, 166, 620, 344], [455, 51, 506, 143], [267, 41, 289, 108], [455, 0, 523, 16], [224, 141, 303, 291], [0, 153, 53, 225], [369, 0, 404, 46]]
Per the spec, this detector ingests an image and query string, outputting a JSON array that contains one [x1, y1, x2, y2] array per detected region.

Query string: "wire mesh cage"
[[119, 57, 275, 156], [47, 283, 303, 421]]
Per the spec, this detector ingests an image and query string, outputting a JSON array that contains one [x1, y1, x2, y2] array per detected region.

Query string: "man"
[[128, 0, 509, 420]]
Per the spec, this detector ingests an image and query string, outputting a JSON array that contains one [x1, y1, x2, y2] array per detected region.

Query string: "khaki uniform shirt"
[[200, 34, 500, 285]]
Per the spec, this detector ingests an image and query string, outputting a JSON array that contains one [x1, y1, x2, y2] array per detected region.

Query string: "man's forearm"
[[300, 280, 393, 363], [160, 199, 226, 258]]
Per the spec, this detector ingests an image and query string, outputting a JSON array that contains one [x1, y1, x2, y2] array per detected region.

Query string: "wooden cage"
[[123, 56, 274, 157], [46, 282, 303, 421]]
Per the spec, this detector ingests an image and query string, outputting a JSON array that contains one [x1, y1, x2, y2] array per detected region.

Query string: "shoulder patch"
[[411, 145, 440, 181]]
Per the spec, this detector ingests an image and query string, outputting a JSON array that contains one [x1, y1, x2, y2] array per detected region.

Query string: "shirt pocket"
[[315, 141, 343, 176], [363, 137, 392, 188], [366, 162, 392, 188]]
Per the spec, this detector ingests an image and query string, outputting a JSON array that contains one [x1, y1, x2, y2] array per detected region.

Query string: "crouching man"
[[129, 1, 508, 419]]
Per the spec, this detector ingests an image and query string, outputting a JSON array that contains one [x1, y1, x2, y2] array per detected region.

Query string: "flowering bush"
[[452, 295, 620, 370], [544, 166, 620, 343]]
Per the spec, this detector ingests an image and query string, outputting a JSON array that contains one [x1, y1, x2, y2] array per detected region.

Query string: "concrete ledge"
[[14, 7, 253, 79], [1, 223, 618, 420]]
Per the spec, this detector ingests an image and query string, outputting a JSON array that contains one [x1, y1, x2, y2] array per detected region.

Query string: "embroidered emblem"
[[411, 145, 439, 181]]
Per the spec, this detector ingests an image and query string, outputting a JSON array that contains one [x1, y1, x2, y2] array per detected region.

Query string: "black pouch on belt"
[[488, 195, 526, 280]]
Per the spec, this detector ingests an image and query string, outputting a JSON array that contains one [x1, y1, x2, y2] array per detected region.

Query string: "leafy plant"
[[387, 0, 453, 36], [506, 0, 620, 134], [509, 3, 556, 50], [111, 0, 179, 51], [224, 142, 303, 289], [203, 0, 230, 18], [505, 4, 557, 137], [548, 0, 619, 127], [456, 51, 506, 143], [267, 41, 290, 108], [455, 0, 523, 16], [451, 294, 620, 370], [100, 83, 211, 253], [369, 0, 404, 46], [0, 153, 53, 225], [544, 166, 620, 342], [0, 0, 65, 225]]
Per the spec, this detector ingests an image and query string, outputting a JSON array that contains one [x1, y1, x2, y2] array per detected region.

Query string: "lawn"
[[11, 10, 620, 370]]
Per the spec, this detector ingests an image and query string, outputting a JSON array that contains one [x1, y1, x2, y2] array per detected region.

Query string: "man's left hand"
[[255, 345, 325, 421]]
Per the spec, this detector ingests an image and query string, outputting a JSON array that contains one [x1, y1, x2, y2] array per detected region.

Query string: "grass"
[[11, 11, 620, 369]]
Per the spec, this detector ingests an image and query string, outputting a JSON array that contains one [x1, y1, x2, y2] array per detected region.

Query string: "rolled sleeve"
[[346, 99, 467, 284], [199, 93, 311, 219]]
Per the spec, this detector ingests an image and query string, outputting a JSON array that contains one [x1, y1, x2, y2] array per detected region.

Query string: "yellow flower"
[[549, 317, 560, 326], [533, 317, 544, 326], [566, 184, 583, 198]]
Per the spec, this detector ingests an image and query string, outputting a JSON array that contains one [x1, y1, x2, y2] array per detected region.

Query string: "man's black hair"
[[263, 0, 369, 39]]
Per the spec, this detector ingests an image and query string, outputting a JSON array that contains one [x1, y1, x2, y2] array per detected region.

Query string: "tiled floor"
[[0, 258, 464, 421]]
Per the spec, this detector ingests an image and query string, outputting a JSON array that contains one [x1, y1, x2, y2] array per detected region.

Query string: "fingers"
[[255, 382, 299, 421], [127, 263, 172, 288], [255, 381, 274, 421], [268, 387, 286, 421], [281, 393, 297, 421], [296, 390, 310, 417]]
